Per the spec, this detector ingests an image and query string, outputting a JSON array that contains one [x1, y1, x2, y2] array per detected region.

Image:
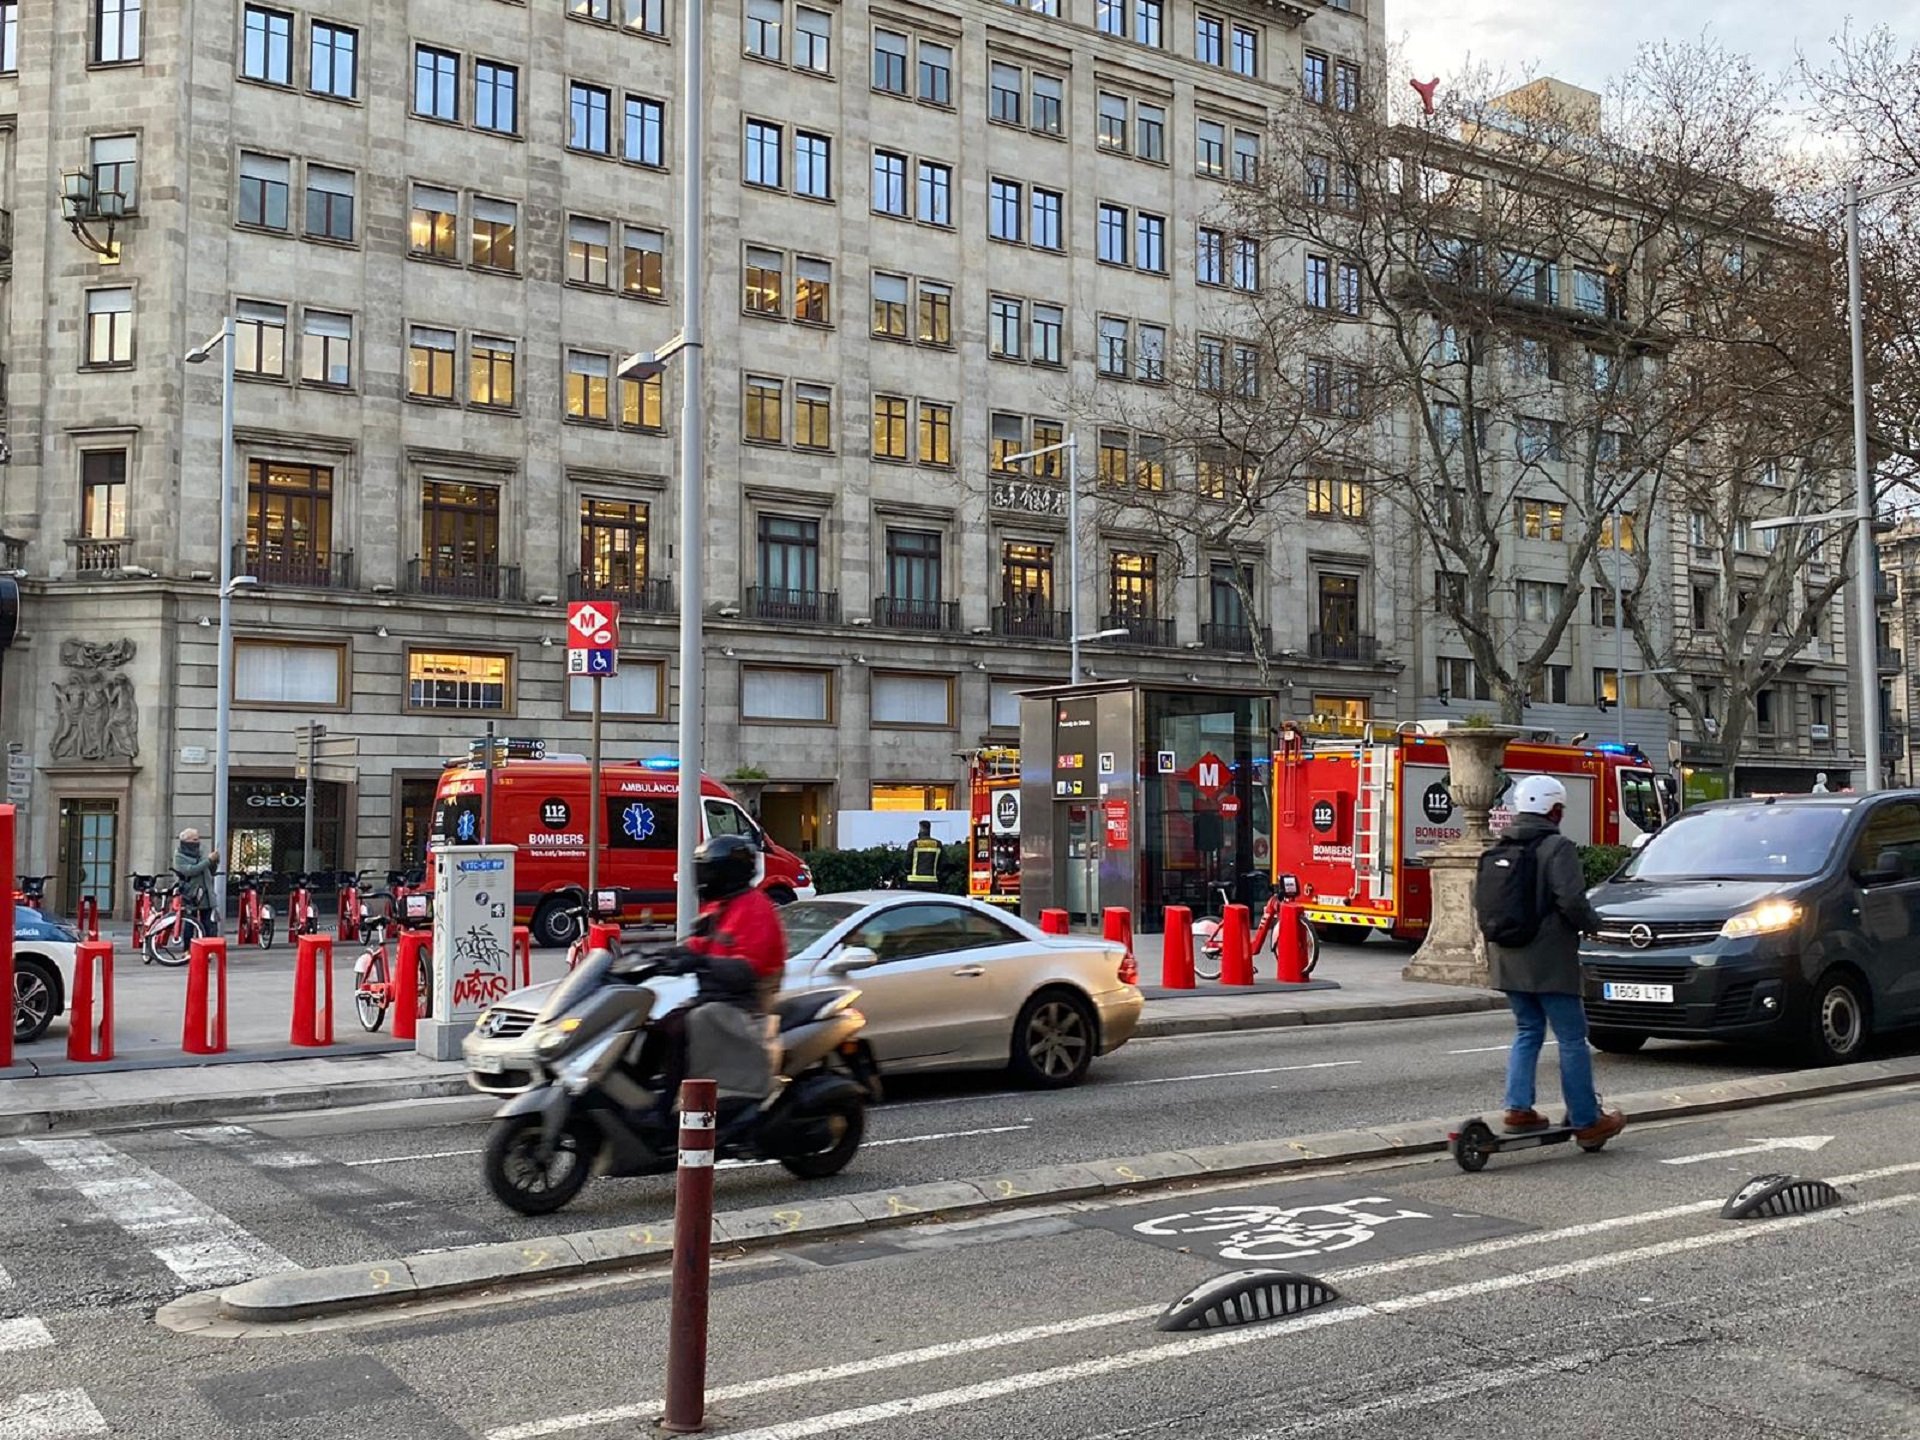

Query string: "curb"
[[0, 1073, 474, 1138], [1132, 994, 1504, 1037], [209, 1051, 1920, 1324]]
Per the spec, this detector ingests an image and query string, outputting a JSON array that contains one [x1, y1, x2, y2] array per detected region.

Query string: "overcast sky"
[[1391, 1, 1920, 95]]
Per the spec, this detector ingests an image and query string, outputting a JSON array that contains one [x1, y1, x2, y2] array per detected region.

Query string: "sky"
[[1390, 0, 1920, 97]]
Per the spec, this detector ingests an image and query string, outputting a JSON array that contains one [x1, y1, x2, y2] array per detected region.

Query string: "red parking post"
[[586, 921, 622, 953], [67, 939, 115, 1062], [291, 934, 335, 1047], [1040, 908, 1070, 935], [1220, 904, 1254, 986], [512, 925, 532, 989], [661, 1077, 717, 1434], [0, 805, 14, 1069], [1161, 906, 1195, 989], [1102, 906, 1137, 986], [183, 938, 228, 1055], [394, 931, 431, 1042], [1276, 901, 1310, 983]]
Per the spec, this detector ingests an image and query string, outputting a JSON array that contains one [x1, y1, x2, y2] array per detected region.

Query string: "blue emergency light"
[[641, 755, 680, 771]]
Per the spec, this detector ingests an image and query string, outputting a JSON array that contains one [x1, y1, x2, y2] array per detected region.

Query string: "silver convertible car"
[[464, 891, 1143, 1095]]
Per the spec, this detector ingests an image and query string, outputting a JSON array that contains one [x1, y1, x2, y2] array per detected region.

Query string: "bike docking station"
[[290, 934, 333, 1048], [392, 928, 432, 1041], [68, 897, 115, 1064], [417, 842, 516, 1061]]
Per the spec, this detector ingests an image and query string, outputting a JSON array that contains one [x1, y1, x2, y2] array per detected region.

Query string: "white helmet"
[[1511, 775, 1568, 816]]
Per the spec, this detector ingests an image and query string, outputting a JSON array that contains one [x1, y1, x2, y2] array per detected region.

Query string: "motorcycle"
[[482, 943, 877, 1216]]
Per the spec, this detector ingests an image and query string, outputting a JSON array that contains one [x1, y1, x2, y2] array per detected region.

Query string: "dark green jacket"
[[173, 844, 215, 907], [1484, 814, 1603, 994]]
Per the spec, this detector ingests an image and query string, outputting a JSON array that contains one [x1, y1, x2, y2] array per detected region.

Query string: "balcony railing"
[[235, 544, 354, 589], [873, 596, 960, 633], [1309, 631, 1378, 663], [1879, 645, 1903, 674], [67, 537, 128, 574], [746, 586, 840, 625], [568, 571, 675, 614], [993, 605, 1070, 640], [1198, 621, 1273, 655], [1102, 612, 1176, 647], [405, 558, 523, 601], [0, 535, 24, 571]]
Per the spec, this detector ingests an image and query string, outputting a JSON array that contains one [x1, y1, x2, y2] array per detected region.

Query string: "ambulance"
[[1270, 723, 1674, 943]]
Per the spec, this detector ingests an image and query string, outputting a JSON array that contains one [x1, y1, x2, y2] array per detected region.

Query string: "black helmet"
[[694, 834, 759, 902]]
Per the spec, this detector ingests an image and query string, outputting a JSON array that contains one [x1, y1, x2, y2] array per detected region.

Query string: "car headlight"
[[1720, 899, 1801, 940]]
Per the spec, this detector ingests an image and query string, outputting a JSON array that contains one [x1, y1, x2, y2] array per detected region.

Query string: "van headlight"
[[1720, 900, 1801, 940]]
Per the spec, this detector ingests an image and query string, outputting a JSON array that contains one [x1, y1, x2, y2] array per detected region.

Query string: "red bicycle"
[[129, 873, 158, 936], [284, 872, 322, 940], [352, 886, 434, 1032], [232, 871, 275, 950], [140, 878, 200, 967], [336, 870, 362, 942], [1193, 883, 1319, 981]]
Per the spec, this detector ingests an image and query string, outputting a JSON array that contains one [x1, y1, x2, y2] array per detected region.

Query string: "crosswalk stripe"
[[19, 1138, 294, 1288], [0, 1388, 108, 1440], [0, 1319, 53, 1354]]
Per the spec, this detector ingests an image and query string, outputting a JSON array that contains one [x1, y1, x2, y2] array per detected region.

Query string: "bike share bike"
[[231, 870, 276, 949], [1190, 876, 1319, 982], [351, 876, 435, 1032], [139, 877, 200, 966]]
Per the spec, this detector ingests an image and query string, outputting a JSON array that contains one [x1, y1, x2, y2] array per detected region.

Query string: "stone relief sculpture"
[[50, 639, 140, 763]]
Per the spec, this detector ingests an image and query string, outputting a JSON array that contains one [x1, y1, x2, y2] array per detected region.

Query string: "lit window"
[[566, 350, 611, 421], [470, 335, 516, 408], [407, 324, 456, 400], [624, 227, 665, 299], [301, 309, 353, 387], [471, 196, 518, 271], [84, 288, 134, 366], [407, 651, 509, 712], [234, 299, 287, 378], [409, 184, 458, 259]]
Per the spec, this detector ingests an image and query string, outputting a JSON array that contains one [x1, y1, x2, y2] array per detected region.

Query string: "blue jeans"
[[1503, 992, 1600, 1129]]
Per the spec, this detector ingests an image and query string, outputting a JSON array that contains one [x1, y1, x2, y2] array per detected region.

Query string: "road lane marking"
[[1110, 1061, 1363, 1088], [485, 1168, 1920, 1440], [695, 1193, 1920, 1440], [344, 1124, 1032, 1170], [1446, 1041, 1556, 1054], [0, 1389, 108, 1439], [17, 1137, 294, 1288], [0, 1319, 53, 1354], [1661, 1135, 1833, 1166]]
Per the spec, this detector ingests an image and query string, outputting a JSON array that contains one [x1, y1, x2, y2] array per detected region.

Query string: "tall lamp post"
[[1003, 436, 1122, 683]]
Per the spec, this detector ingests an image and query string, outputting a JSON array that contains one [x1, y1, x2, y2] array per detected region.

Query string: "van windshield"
[[1618, 805, 1849, 882]]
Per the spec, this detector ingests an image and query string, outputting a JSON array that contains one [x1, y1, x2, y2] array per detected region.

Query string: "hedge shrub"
[[1579, 844, 1633, 888], [804, 842, 969, 896]]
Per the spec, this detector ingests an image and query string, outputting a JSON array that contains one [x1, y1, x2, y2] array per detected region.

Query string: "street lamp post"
[[1004, 436, 1084, 681], [186, 319, 238, 922]]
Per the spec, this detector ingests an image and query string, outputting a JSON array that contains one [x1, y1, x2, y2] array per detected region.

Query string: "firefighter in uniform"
[[907, 820, 942, 888]]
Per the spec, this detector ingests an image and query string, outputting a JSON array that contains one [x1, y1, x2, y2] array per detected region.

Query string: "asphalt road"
[[4, 1017, 1917, 1437]]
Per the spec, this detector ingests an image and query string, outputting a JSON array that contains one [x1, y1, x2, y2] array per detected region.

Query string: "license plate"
[[1602, 982, 1674, 1003], [469, 1053, 506, 1075]]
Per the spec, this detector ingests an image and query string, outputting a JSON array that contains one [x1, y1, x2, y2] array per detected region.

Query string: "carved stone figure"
[[49, 638, 140, 763]]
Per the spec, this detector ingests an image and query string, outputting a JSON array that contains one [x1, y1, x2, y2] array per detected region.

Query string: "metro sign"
[[567, 601, 620, 649], [1185, 752, 1229, 798]]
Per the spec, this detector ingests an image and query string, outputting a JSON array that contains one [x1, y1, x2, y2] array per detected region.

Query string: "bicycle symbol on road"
[[1132, 1196, 1433, 1263]]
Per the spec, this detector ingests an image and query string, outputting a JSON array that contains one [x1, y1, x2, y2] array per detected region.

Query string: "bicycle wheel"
[[354, 984, 387, 1033], [148, 916, 202, 968], [1190, 919, 1223, 982], [260, 913, 275, 950]]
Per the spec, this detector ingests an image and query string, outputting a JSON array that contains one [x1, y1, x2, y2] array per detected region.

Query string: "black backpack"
[[1475, 834, 1549, 947]]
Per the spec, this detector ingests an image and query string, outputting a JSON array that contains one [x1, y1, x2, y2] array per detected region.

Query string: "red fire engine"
[[966, 747, 1022, 907], [1271, 724, 1673, 943]]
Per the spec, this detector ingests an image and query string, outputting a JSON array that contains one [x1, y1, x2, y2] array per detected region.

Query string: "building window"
[[475, 60, 518, 133], [566, 351, 612, 421], [407, 651, 509, 712], [742, 667, 832, 723], [301, 309, 352, 387], [420, 480, 501, 591], [569, 81, 612, 153], [568, 663, 664, 719], [1109, 551, 1158, 619], [1229, 22, 1257, 76], [626, 94, 666, 166], [1599, 511, 1638, 551], [1137, 103, 1166, 162], [1303, 49, 1328, 103], [1031, 188, 1063, 250], [1318, 573, 1361, 647], [310, 20, 356, 98], [1196, 335, 1225, 393], [746, 119, 783, 187], [470, 335, 516, 408], [918, 281, 952, 345], [918, 40, 952, 105], [471, 195, 518, 270], [872, 29, 907, 94], [624, 0, 665, 36], [1098, 92, 1128, 151], [990, 296, 1023, 359], [580, 497, 650, 591], [873, 672, 954, 728], [1516, 499, 1566, 541], [89, 135, 138, 212], [84, 288, 133, 366], [1437, 656, 1491, 702], [1210, 563, 1251, 633], [746, 0, 782, 59], [81, 450, 128, 539], [1097, 203, 1127, 265], [1032, 304, 1063, 365], [989, 178, 1022, 241], [1197, 226, 1225, 286], [625, 227, 666, 299], [1337, 261, 1362, 314], [990, 63, 1021, 123], [1136, 213, 1166, 273], [1307, 474, 1365, 519], [1098, 429, 1130, 487], [237, 151, 291, 230], [1195, 13, 1222, 65], [744, 374, 784, 441], [990, 413, 1024, 472], [1197, 119, 1225, 177], [1135, 0, 1163, 45], [758, 514, 821, 595], [409, 183, 458, 259], [235, 641, 344, 708], [1232, 129, 1260, 184], [304, 164, 355, 242], [241, 6, 292, 80], [790, 255, 830, 323], [917, 160, 952, 226], [567, 214, 612, 286], [1097, 317, 1128, 377], [1032, 74, 1064, 134], [1137, 325, 1165, 381], [1335, 58, 1361, 111], [745, 246, 783, 316], [235, 300, 287, 378], [885, 529, 943, 613], [796, 7, 831, 70], [0, 3, 18, 74], [871, 273, 908, 338], [872, 783, 956, 810], [413, 44, 459, 120], [873, 395, 909, 460], [622, 371, 664, 430], [1232, 235, 1260, 291], [1001, 542, 1054, 617], [794, 130, 831, 198], [794, 383, 833, 449], [246, 460, 333, 581], [1305, 254, 1331, 309], [918, 401, 954, 465], [407, 324, 457, 400], [872, 150, 907, 215]]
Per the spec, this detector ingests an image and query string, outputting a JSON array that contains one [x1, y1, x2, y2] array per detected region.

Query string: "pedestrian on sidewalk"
[[173, 828, 218, 937], [1475, 776, 1625, 1147]]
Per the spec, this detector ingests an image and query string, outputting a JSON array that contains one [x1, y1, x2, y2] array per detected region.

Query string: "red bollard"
[[512, 925, 532, 989], [1276, 901, 1310, 983], [1220, 903, 1255, 986], [0, 806, 13, 1069], [1102, 906, 1137, 986], [1161, 905, 1196, 989], [67, 939, 115, 1062], [78, 895, 101, 941], [291, 934, 335, 1047], [393, 931, 431, 1041], [661, 1077, 718, 1433], [587, 921, 622, 953], [1040, 908, 1070, 935], [182, 937, 228, 1055]]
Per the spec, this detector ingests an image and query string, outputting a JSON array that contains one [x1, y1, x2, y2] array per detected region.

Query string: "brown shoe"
[[1575, 1109, 1626, 1149], [1502, 1108, 1551, 1133]]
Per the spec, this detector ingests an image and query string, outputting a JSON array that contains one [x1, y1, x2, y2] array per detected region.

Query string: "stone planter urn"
[[1403, 724, 1522, 989]]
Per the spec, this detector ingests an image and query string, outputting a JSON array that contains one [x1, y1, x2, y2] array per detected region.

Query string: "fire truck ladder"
[[1354, 744, 1393, 906]]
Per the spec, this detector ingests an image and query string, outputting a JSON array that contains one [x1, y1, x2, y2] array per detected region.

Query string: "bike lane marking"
[[0, 1388, 109, 1440]]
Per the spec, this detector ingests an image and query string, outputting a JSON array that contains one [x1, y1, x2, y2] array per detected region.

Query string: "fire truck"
[[1270, 724, 1674, 944], [966, 746, 1022, 907]]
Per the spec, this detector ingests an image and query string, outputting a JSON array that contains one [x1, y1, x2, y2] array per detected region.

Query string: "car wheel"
[[530, 896, 581, 950], [1803, 971, 1871, 1066], [1010, 990, 1096, 1089], [12, 956, 59, 1044], [1589, 1028, 1649, 1054]]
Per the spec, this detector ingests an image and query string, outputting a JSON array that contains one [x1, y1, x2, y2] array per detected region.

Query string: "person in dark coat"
[[1483, 776, 1625, 1147], [172, 828, 218, 936]]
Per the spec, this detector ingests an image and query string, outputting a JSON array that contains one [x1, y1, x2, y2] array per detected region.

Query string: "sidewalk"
[[2, 930, 1501, 1134]]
